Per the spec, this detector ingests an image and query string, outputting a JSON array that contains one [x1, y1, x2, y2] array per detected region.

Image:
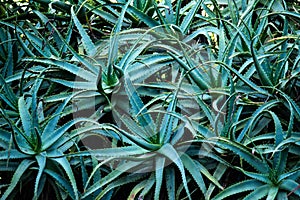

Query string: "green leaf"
[[165, 167, 175, 200], [154, 156, 165, 200], [168, 52, 209, 90], [278, 165, 300, 182], [42, 118, 97, 150], [34, 154, 47, 200], [106, 0, 131, 80], [96, 173, 146, 199], [243, 184, 270, 200], [266, 186, 279, 200], [119, 36, 153, 71], [42, 94, 74, 137], [71, 6, 96, 56], [211, 61, 269, 95], [124, 77, 155, 136], [236, 168, 270, 184], [23, 58, 96, 81], [127, 6, 159, 27], [140, 173, 155, 198], [211, 138, 269, 173], [180, 0, 204, 34], [0, 129, 11, 149], [250, 38, 273, 86], [84, 3, 119, 25], [118, 114, 152, 142], [159, 93, 178, 144], [0, 159, 35, 200], [153, 1, 168, 29], [18, 25, 53, 57], [237, 100, 279, 142], [276, 192, 288, 200], [45, 20, 98, 74], [164, 0, 175, 24], [206, 163, 227, 199], [268, 111, 287, 175], [280, 179, 300, 197], [82, 161, 142, 198], [44, 169, 76, 199], [212, 179, 263, 200], [265, 11, 300, 21], [69, 146, 149, 159], [15, 28, 35, 57], [158, 143, 191, 200], [18, 96, 33, 139], [0, 74, 17, 107], [181, 153, 207, 195], [0, 149, 30, 160], [52, 155, 79, 200], [32, 10, 63, 53], [127, 179, 148, 200]]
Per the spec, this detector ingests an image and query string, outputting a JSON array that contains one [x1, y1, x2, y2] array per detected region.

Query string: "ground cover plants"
[[0, 0, 300, 199]]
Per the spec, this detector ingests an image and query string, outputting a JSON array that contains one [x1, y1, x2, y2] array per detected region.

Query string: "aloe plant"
[[0, 77, 102, 199], [1, 0, 300, 199], [200, 134, 300, 200], [0, 94, 106, 199], [70, 70, 223, 199]]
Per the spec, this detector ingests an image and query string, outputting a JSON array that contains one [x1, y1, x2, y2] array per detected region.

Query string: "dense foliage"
[[0, 0, 300, 199]]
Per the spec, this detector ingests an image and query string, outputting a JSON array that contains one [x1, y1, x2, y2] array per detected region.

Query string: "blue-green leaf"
[[180, 0, 204, 34], [181, 153, 207, 195], [34, 154, 47, 200], [154, 156, 165, 200], [52, 155, 79, 200], [158, 143, 191, 200], [82, 161, 142, 198], [0, 160, 35, 200], [165, 167, 175, 200], [243, 184, 270, 200], [71, 6, 96, 56], [18, 96, 33, 139], [212, 179, 263, 200]]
